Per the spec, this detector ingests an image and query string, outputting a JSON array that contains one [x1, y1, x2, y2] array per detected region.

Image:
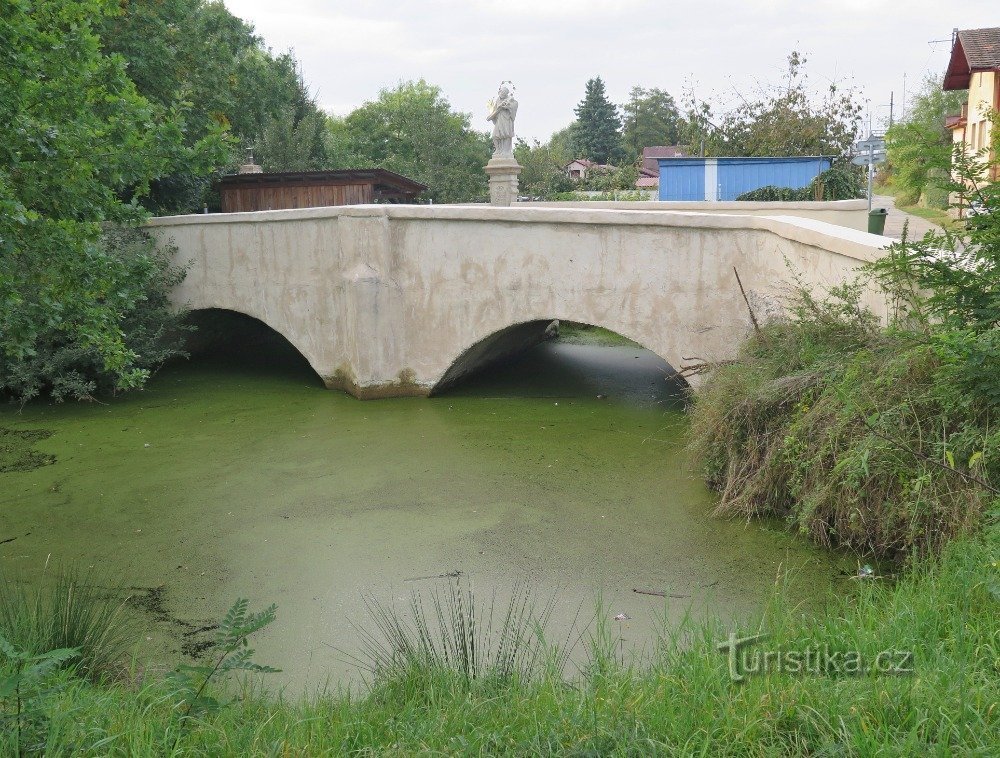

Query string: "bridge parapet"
[[147, 205, 889, 398]]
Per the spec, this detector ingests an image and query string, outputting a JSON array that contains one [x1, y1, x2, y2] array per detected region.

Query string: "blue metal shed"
[[657, 156, 832, 201]]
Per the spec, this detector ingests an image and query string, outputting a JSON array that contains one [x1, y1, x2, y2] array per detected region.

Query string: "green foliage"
[[326, 80, 490, 203], [168, 598, 278, 720], [736, 185, 809, 201], [0, 634, 78, 755], [700, 51, 863, 158], [735, 166, 865, 201], [621, 87, 683, 160], [514, 139, 573, 198], [572, 163, 640, 193], [351, 580, 565, 688], [97, 0, 326, 211], [0, 0, 202, 403], [884, 74, 966, 206], [572, 77, 623, 164], [255, 107, 327, 173], [1, 226, 191, 403], [547, 191, 652, 202], [0, 566, 139, 681]]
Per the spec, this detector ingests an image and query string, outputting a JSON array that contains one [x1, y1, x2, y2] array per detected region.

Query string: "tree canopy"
[[702, 52, 862, 158], [622, 87, 683, 159], [1, 0, 211, 399], [884, 74, 967, 206], [327, 80, 490, 203], [98, 0, 329, 211]]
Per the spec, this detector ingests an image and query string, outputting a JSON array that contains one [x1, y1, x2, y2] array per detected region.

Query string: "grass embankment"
[[1, 534, 997, 754], [690, 308, 993, 558]]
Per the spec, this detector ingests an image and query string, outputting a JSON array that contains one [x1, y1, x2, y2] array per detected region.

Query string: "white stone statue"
[[487, 83, 518, 158]]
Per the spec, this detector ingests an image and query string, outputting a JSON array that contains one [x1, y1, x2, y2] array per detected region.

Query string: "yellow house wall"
[[950, 71, 998, 215], [966, 71, 996, 154]]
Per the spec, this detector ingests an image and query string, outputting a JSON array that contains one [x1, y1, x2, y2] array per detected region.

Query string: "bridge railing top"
[[147, 204, 890, 264]]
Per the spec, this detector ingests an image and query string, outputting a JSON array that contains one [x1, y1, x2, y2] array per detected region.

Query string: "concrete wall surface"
[[147, 204, 889, 398], [516, 199, 870, 232]]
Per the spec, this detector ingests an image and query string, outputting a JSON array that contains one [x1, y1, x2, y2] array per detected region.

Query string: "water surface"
[[1, 334, 847, 689]]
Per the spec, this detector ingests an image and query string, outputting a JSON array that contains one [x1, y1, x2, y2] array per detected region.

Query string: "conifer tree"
[[573, 77, 622, 164]]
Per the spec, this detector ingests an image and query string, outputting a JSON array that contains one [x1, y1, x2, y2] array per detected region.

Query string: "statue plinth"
[[485, 155, 522, 206]]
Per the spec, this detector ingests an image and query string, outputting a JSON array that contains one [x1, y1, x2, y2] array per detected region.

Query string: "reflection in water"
[[1, 332, 847, 691]]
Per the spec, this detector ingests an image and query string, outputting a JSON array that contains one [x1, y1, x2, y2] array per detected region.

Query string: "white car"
[[968, 199, 993, 217]]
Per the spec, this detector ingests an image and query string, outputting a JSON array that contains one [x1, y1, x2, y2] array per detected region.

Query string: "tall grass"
[[688, 282, 995, 558], [350, 580, 578, 689], [0, 565, 139, 680], [2, 530, 996, 754]]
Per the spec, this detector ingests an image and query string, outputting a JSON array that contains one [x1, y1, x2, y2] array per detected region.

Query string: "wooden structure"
[[218, 169, 427, 212]]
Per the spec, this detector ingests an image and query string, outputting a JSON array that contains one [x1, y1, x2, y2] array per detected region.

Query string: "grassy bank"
[[1, 530, 997, 754]]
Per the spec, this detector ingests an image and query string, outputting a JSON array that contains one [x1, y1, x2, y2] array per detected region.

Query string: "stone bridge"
[[147, 204, 889, 398]]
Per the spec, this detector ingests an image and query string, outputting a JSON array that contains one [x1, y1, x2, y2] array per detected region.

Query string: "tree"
[[572, 77, 623, 164], [621, 87, 683, 159], [98, 0, 329, 212], [514, 139, 572, 197], [706, 52, 862, 158], [256, 107, 327, 172], [328, 80, 491, 203], [884, 74, 967, 206], [0, 0, 197, 401]]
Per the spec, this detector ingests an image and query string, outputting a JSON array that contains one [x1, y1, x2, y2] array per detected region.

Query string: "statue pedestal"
[[485, 156, 522, 206]]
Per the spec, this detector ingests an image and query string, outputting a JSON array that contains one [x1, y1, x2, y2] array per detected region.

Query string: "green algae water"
[[1, 332, 849, 690]]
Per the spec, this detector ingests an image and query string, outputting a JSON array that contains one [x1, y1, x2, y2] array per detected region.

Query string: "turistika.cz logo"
[[716, 633, 914, 682]]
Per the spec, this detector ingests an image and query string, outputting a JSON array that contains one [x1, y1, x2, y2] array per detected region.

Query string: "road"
[[872, 195, 943, 239]]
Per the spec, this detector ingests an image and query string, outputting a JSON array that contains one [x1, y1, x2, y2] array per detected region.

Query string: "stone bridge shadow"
[[431, 318, 682, 396]]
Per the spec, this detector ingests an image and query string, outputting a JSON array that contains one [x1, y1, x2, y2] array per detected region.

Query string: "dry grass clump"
[[690, 297, 995, 558]]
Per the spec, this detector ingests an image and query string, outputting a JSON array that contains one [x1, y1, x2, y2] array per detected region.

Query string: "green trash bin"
[[868, 207, 888, 235]]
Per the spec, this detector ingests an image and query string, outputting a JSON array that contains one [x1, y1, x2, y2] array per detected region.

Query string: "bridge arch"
[[182, 307, 325, 385], [429, 317, 685, 395]]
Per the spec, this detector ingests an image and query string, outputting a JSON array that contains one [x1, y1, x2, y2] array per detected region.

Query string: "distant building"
[[943, 26, 1000, 197], [565, 158, 615, 181], [217, 168, 427, 212], [657, 156, 831, 201], [635, 145, 687, 189]]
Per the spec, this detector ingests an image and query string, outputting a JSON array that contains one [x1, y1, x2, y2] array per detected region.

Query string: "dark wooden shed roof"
[[944, 27, 1000, 90], [218, 168, 428, 194]]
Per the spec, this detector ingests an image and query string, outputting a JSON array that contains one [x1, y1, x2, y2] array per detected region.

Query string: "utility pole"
[[867, 141, 875, 212], [901, 74, 907, 121], [889, 91, 894, 128]]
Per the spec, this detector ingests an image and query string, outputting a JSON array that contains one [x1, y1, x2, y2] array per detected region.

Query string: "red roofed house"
[[635, 146, 687, 189], [565, 158, 615, 181], [943, 26, 1000, 193]]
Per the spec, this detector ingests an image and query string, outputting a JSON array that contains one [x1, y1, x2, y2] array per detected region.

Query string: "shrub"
[[735, 166, 864, 202], [0, 225, 190, 404]]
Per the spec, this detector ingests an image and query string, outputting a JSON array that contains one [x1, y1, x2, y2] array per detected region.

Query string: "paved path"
[[873, 194, 943, 239]]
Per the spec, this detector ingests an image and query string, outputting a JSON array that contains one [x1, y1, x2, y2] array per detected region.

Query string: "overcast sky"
[[223, 0, 993, 142]]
